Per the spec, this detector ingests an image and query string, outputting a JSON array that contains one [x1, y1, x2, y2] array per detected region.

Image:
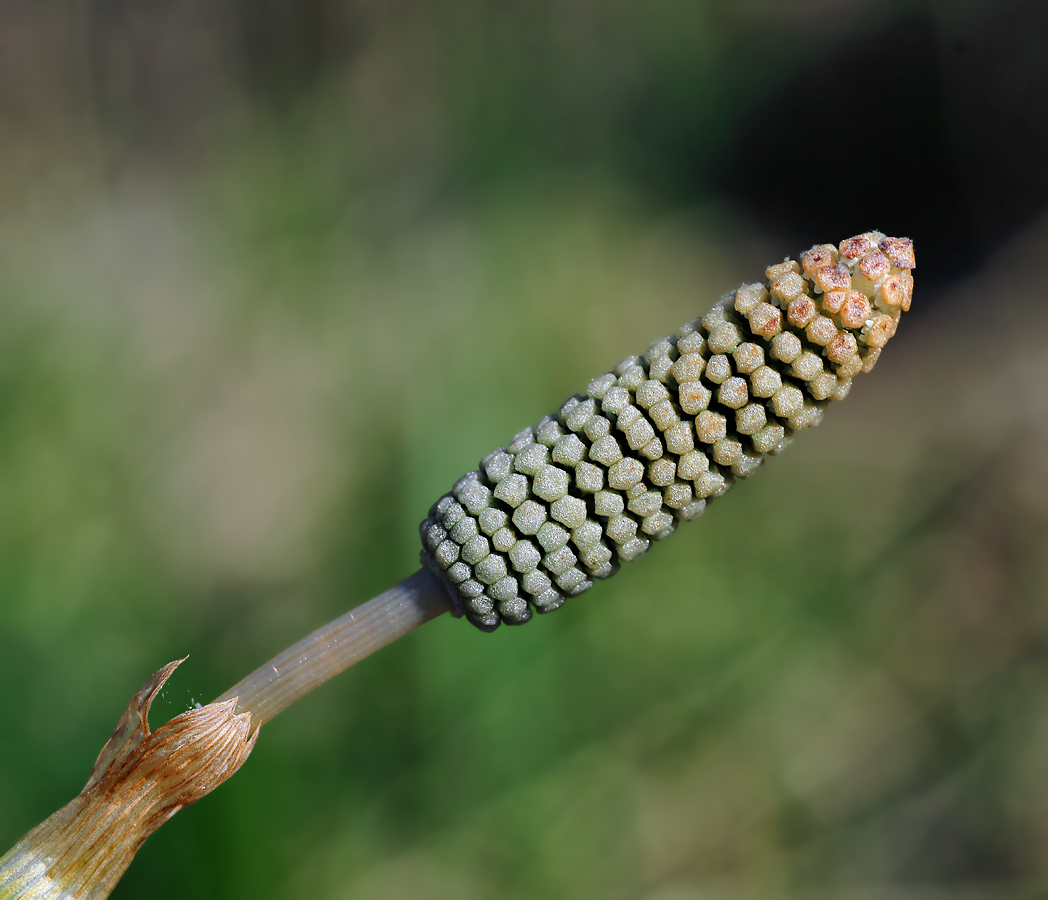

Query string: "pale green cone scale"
[[422, 232, 914, 631]]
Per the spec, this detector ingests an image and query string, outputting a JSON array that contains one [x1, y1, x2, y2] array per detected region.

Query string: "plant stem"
[[216, 568, 453, 726]]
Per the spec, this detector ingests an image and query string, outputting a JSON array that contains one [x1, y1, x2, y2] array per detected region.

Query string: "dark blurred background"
[[1, 1, 1046, 897]]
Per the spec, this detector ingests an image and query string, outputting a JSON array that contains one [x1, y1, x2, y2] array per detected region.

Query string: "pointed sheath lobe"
[[0, 659, 259, 900]]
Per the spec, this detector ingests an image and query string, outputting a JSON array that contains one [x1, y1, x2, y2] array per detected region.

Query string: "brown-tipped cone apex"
[[0, 660, 259, 900], [420, 232, 914, 631]]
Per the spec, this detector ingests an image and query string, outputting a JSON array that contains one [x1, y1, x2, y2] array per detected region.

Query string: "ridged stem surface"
[[217, 568, 453, 726]]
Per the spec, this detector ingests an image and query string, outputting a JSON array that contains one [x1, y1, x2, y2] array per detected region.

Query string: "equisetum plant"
[[0, 231, 914, 899]]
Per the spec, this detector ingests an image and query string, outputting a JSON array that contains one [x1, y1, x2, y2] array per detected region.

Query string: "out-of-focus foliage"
[[0, 1, 1046, 897]]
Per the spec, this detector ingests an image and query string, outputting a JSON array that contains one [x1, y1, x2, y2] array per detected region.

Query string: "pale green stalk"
[[216, 568, 454, 726]]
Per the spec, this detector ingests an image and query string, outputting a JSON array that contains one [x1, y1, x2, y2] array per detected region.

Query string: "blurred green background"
[[1, 1, 1047, 897]]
